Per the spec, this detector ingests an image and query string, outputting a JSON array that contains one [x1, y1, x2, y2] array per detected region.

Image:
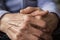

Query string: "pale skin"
[[0, 7, 59, 40]]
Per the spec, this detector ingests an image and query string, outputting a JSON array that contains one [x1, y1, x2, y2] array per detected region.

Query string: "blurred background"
[[54, 0, 60, 10]]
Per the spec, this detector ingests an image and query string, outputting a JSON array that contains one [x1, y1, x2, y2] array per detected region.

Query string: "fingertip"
[[20, 9, 25, 14], [20, 9, 23, 12]]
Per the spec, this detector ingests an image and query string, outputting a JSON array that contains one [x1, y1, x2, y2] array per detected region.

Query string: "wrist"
[[0, 10, 9, 31], [0, 12, 9, 32]]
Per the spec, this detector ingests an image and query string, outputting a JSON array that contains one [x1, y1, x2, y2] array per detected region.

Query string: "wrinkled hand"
[[1, 14, 40, 40], [20, 7, 58, 33], [0, 7, 44, 40], [20, 7, 59, 40], [0, 7, 59, 40], [1, 13, 46, 40]]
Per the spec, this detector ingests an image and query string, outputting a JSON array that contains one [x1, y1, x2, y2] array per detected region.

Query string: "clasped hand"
[[0, 7, 58, 40]]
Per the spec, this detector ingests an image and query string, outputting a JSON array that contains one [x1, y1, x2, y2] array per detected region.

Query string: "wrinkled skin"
[[0, 7, 58, 40]]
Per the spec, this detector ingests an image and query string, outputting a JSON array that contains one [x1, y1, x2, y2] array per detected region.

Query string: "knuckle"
[[20, 26, 27, 31], [24, 15, 29, 18], [27, 7, 32, 9], [18, 26, 27, 32], [20, 9, 24, 13], [24, 15, 31, 21], [35, 16, 41, 20]]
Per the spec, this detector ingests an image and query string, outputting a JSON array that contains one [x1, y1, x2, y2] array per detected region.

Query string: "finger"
[[30, 10, 49, 16], [25, 34, 39, 40], [20, 7, 36, 14], [18, 20, 29, 31], [28, 25, 43, 37], [30, 17, 46, 28], [18, 32, 39, 40], [20, 7, 42, 14], [18, 15, 30, 29]]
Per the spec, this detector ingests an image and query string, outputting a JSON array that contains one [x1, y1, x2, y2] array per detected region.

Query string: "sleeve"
[[0, 10, 8, 17], [38, 0, 60, 17], [0, 0, 8, 18]]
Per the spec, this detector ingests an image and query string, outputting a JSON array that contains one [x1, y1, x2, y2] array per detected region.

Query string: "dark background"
[[54, 0, 60, 12]]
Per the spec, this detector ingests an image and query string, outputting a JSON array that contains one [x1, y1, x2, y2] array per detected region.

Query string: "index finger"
[[20, 7, 42, 14]]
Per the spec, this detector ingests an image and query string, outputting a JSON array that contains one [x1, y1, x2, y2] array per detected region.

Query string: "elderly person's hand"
[[0, 7, 59, 40], [20, 7, 59, 33], [1, 14, 41, 40], [0, 7, 45, 40], [1, 14, 46, 40], [20, 7, 59, 40]]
